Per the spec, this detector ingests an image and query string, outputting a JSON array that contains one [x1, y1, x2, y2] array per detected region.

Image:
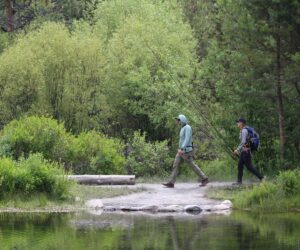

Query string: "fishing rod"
[[143, 41, 238, 161]]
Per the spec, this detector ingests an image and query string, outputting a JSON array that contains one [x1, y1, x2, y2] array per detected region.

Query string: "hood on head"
[[177, 114, 188, 125]]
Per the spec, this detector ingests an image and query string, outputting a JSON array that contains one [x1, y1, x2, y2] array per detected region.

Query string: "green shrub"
[[0, 154, 71, 199], [0, 116, 71, 161], [67, 131, 125, 174], [225, 170, 300, 211], [276, 170, 300, 196], [0, 116, 126, 174], [241, 182, 277, 207], [0, 158, 16, 195], [201, 159, 236, 181], [127, 131, 173, 177]]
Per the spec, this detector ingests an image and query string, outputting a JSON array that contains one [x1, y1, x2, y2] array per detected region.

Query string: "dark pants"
[[238, 151, 263, 183]]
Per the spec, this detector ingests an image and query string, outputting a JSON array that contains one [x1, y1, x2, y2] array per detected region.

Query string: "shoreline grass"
[[0, 184, 146, 212], [207, 180, 300, 213]]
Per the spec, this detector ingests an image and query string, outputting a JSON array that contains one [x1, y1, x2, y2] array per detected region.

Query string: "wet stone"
[[184, 205, 202, 214]]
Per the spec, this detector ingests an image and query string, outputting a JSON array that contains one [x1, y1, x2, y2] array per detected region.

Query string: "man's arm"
[[236, 128, 248, 153], [181, 126, 192, 151]]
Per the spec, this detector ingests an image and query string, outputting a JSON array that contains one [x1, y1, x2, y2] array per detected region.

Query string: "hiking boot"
[[162, 182, 174, 188], [232, 182, 242, 186], [199, 178, 209, 187]]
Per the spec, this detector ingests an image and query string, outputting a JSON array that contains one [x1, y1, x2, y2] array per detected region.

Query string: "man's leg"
[[244, 151, 263, 180], [183, 152, 207, 180], [237, 153, 245, 183], [169, 154, 182, 184]]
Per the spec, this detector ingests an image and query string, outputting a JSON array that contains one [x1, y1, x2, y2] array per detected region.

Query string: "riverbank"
[[2, 177, 299, 214], [0, 184, 146, 213], [94, 182, 232, 214], [207, 177, 300, 212], [0, 182, 233, 214]]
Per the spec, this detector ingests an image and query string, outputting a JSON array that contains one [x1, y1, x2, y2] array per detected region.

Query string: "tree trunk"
[[4, 0, 13, 32], [68, 175, 136, 185], [276, 34, 287, 160]]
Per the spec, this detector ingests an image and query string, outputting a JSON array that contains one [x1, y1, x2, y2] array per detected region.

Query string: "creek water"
[[0, 211, 299, 250]]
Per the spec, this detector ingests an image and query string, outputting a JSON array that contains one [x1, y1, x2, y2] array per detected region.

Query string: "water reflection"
[[0, 212, 299, 250]]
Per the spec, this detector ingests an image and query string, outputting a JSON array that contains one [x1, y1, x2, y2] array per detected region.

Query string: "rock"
[[120, 206, 133, 211], [211, 201, 232, 211], [201, 205, 213, 212], [139, 205, 158, 212], [221, 200, 233, 208], [211, 204, 228, 211], [119, 205, 159, 212], [127, 207, 141, 211], [158, 205, 184, 213], [104, 206, 119, 212], [184, 205, 202, 214], [85, 199, 103, 210]]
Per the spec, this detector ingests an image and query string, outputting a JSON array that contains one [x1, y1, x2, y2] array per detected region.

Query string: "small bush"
[[67, 131, 125, 174], [0, 158, 16, 195], [225, 170, 300, 211], [240, 182, 277, 207], [0, 116, 71, 161], [276, 170, 300, 196], [127, 131, 173, 177], [0, 116, 126, 174], [0, 154, 71, 199]]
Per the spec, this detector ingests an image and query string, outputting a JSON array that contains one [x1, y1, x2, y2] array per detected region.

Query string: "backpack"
[[245, 126, 260, 151]]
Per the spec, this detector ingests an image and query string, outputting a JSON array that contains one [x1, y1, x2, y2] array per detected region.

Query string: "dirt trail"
[[100, 182, 231, 207]]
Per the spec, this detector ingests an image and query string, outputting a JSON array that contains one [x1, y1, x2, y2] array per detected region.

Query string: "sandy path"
[[100, 182, 231, 207]]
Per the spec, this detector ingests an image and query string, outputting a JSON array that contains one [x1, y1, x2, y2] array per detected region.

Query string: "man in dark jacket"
[[163, 114, 209, 188], [233, 118, 264, 185]]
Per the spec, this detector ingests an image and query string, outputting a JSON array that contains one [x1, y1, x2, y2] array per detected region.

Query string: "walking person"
[[163, 114, 209, 188], [233, 118, 264, 185]]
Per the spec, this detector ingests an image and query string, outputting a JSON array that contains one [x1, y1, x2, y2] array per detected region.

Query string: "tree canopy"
[[0, 0, 299, 171]]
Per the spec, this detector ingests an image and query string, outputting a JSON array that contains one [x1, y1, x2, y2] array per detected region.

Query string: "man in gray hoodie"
[[163, 114, 209, 188]]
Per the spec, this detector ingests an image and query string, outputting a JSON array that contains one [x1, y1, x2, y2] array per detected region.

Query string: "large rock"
[[222, 200, 233, 207], [211, 200, 233, 211], [157, 205, 184, 212], [184, 205, 202, 214], [85, 199, 104, 210], [104, 206, 119, 212], [140, 205, 159, 212]]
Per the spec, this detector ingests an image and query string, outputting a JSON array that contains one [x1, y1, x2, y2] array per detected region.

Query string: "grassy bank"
[[208, 170, 300, 212], [0, 184, 146, 212]]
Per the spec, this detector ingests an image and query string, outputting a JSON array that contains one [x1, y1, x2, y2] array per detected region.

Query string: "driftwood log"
[[68, 175, 135, 185]]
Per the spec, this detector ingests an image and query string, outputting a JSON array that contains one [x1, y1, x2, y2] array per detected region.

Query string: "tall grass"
[[0, 154, 72, 200], [209, 170, 300, 212]]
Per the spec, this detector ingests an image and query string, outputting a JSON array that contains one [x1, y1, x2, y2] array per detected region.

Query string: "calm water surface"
[[0, 211, 299, 250]]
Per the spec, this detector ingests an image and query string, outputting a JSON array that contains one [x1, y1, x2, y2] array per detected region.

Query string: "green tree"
[[182, 0, 300, 169], [0, 22, 109, 133], [93, 0, 199, 140]]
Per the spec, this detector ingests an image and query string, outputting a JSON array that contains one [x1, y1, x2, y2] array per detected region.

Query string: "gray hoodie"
[[177, 114, 193, 153]]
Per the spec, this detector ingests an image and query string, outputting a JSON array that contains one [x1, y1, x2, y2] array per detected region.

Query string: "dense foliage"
[[126, 131, 173, 177], [0, 116, 126, 174], [222, 170, 300, 211], [181, 0, 300, 170], [0, 0, 299, 176], [0, 154, 71, 199]]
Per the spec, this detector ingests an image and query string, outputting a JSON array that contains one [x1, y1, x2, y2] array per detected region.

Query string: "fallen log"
[[68, 175, 135, 185]]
